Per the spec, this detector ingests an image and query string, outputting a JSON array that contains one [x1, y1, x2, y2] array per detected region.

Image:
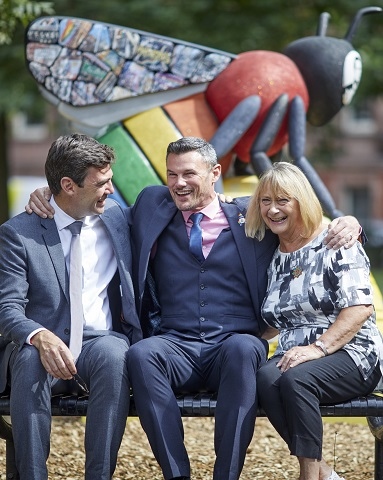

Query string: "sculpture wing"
[[25, 16, 235, 128]]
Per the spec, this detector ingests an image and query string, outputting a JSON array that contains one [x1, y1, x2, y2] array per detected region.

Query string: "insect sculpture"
[[25, 7, 381, 215]]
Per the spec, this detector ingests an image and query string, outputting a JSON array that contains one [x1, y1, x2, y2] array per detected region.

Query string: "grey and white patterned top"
[[262, 229, 383, 380]]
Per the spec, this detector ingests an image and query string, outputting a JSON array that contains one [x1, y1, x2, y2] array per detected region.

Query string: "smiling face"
[[62, 164, 114, 219], [166, 151, 221, 211], [259, 188, 303, 240]]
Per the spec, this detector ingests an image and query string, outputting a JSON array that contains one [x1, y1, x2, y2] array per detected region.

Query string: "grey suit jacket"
[[128, 185, 278, 337], [0, 198, 141, 393]]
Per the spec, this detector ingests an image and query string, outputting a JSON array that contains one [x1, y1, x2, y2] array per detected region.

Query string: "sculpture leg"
[[250, 93, 289, 176], [210, 95, 262, 191], [288, 96, 343, 219], [209, 95, 261, 159]]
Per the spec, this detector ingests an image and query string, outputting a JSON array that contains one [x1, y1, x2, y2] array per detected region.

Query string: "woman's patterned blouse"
[[262, 229, 383, 379]]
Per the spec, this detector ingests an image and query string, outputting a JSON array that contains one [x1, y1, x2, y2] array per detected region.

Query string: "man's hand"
[[323, 216, 361, 250], [31, 330, 76, 379], [25, 186, 54, 218]]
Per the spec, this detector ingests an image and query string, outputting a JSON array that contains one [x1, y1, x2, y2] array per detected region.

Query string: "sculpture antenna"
[[316, 12, 330, 37], [344, 6, 382, 43]]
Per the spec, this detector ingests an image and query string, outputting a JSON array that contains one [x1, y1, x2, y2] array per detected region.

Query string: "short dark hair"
[[45, 133, 115, 195], [166, 137, 217, 169]]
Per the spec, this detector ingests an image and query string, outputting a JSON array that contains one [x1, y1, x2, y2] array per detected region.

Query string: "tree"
[[2, 0, 383, 223], [0, 0, 53, 44], [50, 0, 383, 98], [0, 0, 53, 223]]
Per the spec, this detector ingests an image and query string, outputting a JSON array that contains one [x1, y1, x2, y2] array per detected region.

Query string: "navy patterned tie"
[[189, 212, 205, 263]]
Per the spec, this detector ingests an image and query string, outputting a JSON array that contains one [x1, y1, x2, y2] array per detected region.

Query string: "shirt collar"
[[181, 194, 220, 223], [50, 197, 98, 230]]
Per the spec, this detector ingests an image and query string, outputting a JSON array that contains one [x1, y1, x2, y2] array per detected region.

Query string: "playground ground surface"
[[0, 415, 376, 479]]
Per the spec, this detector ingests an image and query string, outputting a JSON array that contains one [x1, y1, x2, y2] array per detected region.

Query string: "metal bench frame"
[[1, 392, 383, 479]]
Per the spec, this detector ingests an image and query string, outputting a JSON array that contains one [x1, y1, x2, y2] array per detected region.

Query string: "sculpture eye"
[[342, 50, 362, 105]]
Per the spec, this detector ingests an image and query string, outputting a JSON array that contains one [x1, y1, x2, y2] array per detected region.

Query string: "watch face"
[[315, 341, 328, 355]]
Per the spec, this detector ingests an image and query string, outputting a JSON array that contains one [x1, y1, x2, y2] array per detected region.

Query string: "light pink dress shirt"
[[182, 195, 229, 259]]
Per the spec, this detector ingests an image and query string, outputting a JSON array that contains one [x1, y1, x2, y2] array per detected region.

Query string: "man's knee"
[[90, 335, 129, 365], [9, 345, 52, 400], [221, 334, 268, 363], [127, 339, 151, 372], [127, 338, 163, 366], [127, 339, 174, 386], [10, 344, 45, 379]]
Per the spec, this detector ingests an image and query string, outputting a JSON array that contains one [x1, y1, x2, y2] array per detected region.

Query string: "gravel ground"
[[0, 416, 376, 479]]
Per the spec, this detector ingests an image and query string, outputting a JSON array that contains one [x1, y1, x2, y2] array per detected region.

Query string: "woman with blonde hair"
[[246, 162, 383, 480]]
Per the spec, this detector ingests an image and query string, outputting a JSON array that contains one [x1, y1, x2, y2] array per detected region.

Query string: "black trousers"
[[257, 350, 381, 460]]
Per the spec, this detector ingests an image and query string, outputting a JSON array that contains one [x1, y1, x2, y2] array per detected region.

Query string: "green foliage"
[[51, 0, 383, 54], [1, 0, 383, 119], [49, 0, 383, 97], [0, 0, 54, 45]]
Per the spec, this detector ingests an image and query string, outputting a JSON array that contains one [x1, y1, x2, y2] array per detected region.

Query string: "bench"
[[1, 392, 383, 479]]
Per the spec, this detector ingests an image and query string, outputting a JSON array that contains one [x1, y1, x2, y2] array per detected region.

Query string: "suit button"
[[200, 284, 205, 289], [200, 332, 205, 337], [200, 301, 205, 307], [200, 317, 205, 322], [64, 328, 70, 335]]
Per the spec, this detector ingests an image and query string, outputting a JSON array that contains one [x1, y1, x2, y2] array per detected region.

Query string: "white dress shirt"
[[27, 197, 117, 344]]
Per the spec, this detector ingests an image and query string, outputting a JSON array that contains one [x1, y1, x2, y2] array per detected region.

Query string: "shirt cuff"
[[27, 328, 47, 345]]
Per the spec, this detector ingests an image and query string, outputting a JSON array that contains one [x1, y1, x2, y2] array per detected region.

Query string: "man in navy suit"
[[126, 137, 361, 480], [0, 134, 141, 479]]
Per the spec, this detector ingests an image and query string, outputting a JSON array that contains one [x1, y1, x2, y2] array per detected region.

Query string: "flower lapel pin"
[[237, 213, 245, 226], [291, 266, 303, 279]]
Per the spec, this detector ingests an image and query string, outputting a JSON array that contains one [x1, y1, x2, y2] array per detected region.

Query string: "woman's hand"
[[277, 345, 323, 372], [278, 305, 372, 373]]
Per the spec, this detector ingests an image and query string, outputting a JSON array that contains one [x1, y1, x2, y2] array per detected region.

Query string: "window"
[[344, 186, 370, 224]]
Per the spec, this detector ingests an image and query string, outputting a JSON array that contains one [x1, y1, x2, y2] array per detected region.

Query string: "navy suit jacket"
[[128, 185, 278, 337], [0, 198, 142, 393]]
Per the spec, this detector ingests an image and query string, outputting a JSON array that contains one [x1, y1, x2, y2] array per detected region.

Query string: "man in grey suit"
[[0, 133, 141, 479]]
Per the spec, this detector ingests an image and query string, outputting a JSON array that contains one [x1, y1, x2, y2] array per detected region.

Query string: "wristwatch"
[[314, 340, 329, 356]]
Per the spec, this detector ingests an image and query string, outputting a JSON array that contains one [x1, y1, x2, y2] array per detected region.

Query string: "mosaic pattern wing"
[[25, 16, 235, 108]]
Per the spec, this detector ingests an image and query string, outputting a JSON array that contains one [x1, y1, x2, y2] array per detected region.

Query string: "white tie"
[[67, 221, 84, 362]]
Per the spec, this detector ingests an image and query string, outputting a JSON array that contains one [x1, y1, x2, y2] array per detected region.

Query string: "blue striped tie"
[[189, 212, 205, 263]]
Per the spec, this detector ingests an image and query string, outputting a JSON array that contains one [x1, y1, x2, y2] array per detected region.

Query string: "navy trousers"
[[9, 331, 130, 480], [257, 351, 381, 460], [127, 333, 268, 480]]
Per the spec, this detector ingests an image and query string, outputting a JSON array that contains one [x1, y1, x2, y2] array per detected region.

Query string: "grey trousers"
[[257, 350, 381, 460], [9, 331, 130, 480]]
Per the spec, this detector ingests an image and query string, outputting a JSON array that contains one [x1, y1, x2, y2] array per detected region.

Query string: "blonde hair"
[[245, 162, 323, 240]]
